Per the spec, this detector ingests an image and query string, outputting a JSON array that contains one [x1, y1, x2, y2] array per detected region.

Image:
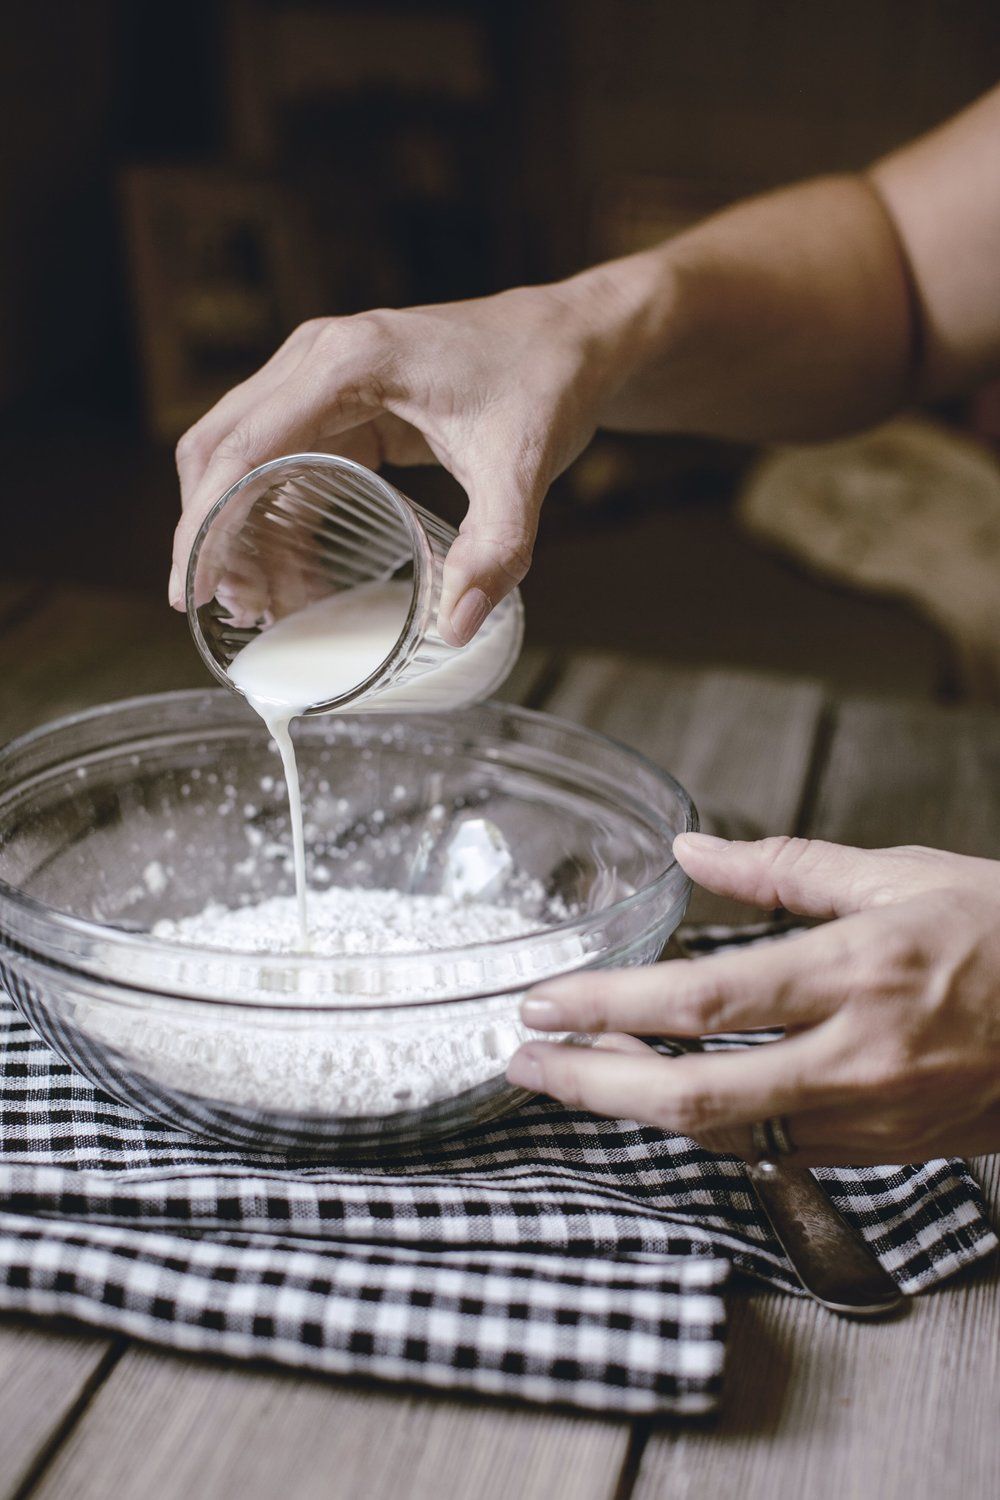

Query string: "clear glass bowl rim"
[[0, 689, 698, 1008]]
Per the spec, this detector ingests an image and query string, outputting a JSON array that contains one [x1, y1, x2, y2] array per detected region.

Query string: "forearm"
[[562, 173, 919, 443]]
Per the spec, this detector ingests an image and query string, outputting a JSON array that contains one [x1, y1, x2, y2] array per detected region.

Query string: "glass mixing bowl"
[[0, 691, 696, 1152]]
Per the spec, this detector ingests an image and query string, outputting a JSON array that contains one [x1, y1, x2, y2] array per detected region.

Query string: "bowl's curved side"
[[0, 916, 681, 1154], [0, 688, 695, 1152], [0, 690, 696, 1008], [4, 954, 533, 1150]]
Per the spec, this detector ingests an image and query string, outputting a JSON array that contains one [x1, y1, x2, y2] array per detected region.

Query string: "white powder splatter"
[[80, 888, 564, 1118], [142, 861, 168, 897]]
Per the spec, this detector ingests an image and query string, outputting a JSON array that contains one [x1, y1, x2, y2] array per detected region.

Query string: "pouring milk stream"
[[189, 456, 524, 948], [226, 577, 520, 947]]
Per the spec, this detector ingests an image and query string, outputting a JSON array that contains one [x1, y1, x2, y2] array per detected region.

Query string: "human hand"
[[170, 271, 637, 644], [507, 833, 1000, 1165]]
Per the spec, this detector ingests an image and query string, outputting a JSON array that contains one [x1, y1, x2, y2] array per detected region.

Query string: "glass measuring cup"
[[186, 453, 524, 714]]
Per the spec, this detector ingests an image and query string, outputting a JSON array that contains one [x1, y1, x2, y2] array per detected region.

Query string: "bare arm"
[[171, 86, 1000, 639], [588, 174, 917, 441], [590, 83, 1000, 440], [871, 83, 1000, 397]]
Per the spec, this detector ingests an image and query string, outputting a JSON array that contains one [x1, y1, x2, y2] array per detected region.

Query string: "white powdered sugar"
[[80, 887, 557, 1118]]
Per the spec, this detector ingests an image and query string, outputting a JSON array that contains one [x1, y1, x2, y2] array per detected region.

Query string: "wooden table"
[[0, 581, 997, 1500]]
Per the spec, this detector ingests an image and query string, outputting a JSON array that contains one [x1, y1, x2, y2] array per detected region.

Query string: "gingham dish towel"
[[0, 990, 995, 1416]]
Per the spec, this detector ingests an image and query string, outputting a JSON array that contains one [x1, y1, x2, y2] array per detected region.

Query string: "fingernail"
[[521, 996, 565, 1030], [677, 832, 731, 852], [168, 564, 183, 608], [506, 1045, 543, 1090], [449, 587, 491, 646]]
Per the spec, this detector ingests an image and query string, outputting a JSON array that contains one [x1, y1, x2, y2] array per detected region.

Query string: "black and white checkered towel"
[[0, 989, 995, 1415]]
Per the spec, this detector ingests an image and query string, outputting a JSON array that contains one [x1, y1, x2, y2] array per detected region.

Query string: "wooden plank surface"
[[634, 691, 1000, 1500], [542, 654, 826, 831], [545, 654, 826, 925], [811, 697, 1000, 861], [0, 585, 156, 1494], [634, 1283, 1000, 1500], [32, 1352, 630, 1500], [0, 1323, 118, 1500]]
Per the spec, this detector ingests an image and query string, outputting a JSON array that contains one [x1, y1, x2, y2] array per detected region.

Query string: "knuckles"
[[175, 425, 210, 473], [315, 309, 399, 367], [650, 1087, 717, 1138], [536, 1045, 719, 1139], [869, 926, 927, 989], [453, 519, 536, 588], [744, 835, 836, 910], [493, 533, 534, 587], [214, 424, 270, 468], [295, 316, 331, 342], [562, 989, 612, 1034], [538, 1050, 590, 1113], [755, 835, 828, 877], [668, 976, 728, 1037]]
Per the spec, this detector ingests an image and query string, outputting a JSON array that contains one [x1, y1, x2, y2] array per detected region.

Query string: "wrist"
[[550, 249, 683, 425]]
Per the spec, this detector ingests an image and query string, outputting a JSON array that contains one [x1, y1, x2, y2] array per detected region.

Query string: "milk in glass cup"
[[186, 452, 524, 717], [186, 452, 525, 947]]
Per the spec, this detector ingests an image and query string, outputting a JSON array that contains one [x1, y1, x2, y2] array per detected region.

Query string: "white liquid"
[[229, 581, 412, 716], [228, 579, 519, 947], [229, 580, 410, 946]]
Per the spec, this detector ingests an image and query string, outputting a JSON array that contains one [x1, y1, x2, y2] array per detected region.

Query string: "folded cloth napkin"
[[0, 990, 995, 1416]]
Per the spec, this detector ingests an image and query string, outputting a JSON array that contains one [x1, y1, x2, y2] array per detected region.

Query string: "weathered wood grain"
[[32, 1351, 630, 1500], [634, 1281, 999, 1500], [976, 1155, 1000, 1223], [635, 687, 1000, 1500], [810, 696, 1000, 861], [0, 588, 131, 1494], [544, 656, 826, 828], [545, 655, 826, 926], [0, 1321, 117, 1500], [543, 653, 700, 765]]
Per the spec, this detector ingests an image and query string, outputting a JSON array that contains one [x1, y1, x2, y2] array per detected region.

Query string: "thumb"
[[437, 467, 543, 646], [672, 833, 952, 919]]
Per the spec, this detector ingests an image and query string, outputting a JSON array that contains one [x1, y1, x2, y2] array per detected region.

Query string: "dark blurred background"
[[4, 1, 1000, 696]]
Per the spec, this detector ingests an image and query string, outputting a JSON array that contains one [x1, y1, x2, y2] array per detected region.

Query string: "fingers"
[[506, 1031, 829, 1136], [171, 299, 553, 633], [438, 459, 543, 645], [591, 1032, 655, 1056], [175, 320, 326, 509], [169, 314, 403, 608], [173, 324, 331, 603], [508, 1033, 977, 1167], [672, 832, 957, 917], [169, 358, 385, 609], [520, 921, 853, 1038], [736, 1103, 957, 1168]]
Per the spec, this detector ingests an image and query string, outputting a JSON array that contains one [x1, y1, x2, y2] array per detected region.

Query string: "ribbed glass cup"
[[187, 453, 523, 714]]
